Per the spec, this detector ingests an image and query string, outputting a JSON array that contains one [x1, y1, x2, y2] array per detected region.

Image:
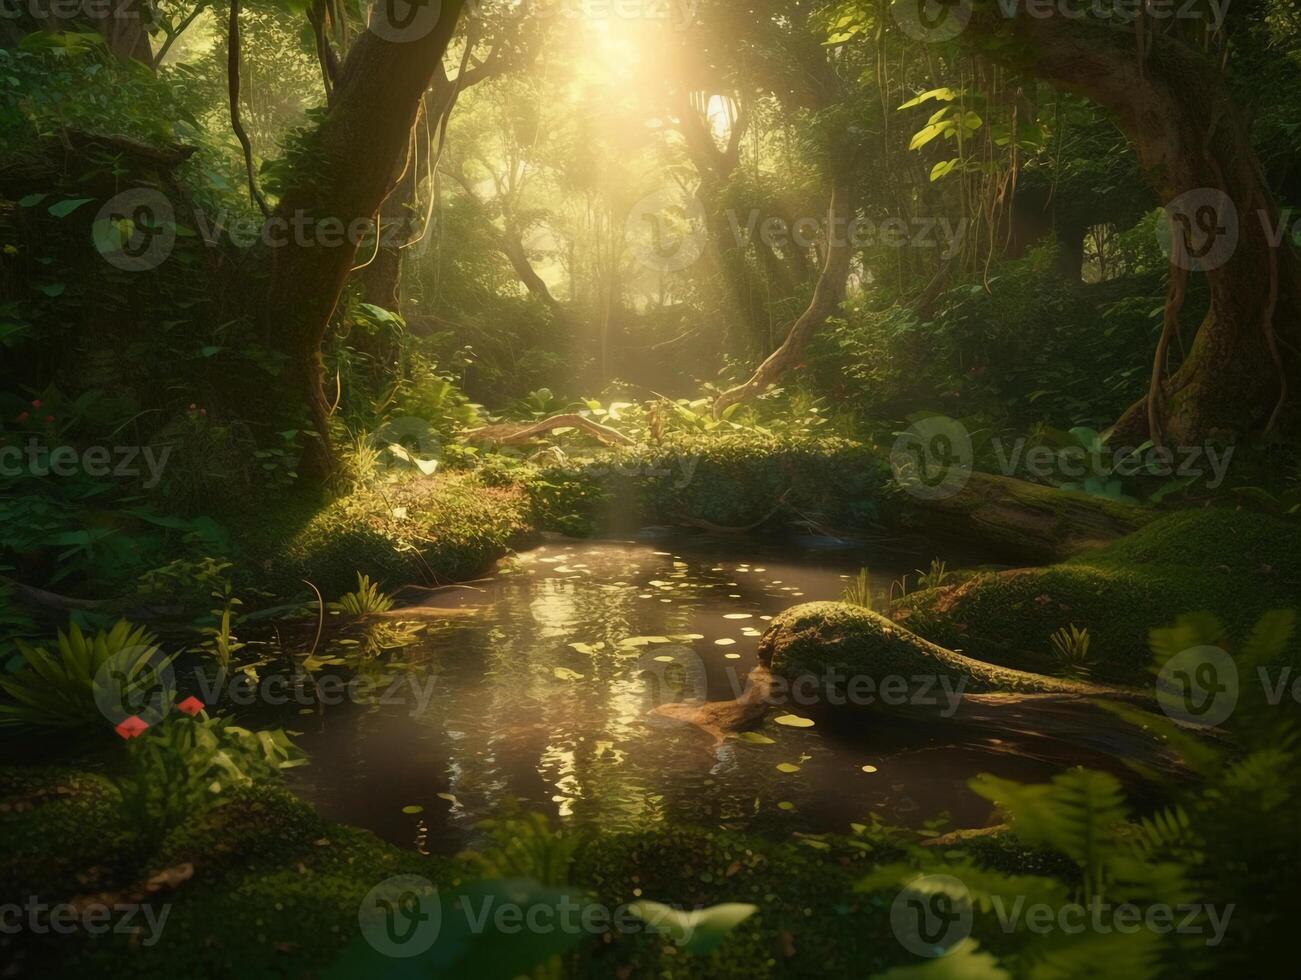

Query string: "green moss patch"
[[236, 473, 537, 599], [895, 508, 1301, 683], [534, 433, 888, 534], [0, 765, 451, 978]]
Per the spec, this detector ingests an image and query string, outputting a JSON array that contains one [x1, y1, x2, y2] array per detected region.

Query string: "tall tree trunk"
[[968, 15, 1299, 444], [712, 175, 855, 417], [265, 3, 466, 481]]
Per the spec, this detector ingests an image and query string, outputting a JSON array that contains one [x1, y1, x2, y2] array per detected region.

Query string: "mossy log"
[[746, 603, 1190, 772], [894, 472, 1156, 562]]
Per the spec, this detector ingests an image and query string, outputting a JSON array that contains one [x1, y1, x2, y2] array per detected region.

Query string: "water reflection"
[[280, 530, 1061, 853]]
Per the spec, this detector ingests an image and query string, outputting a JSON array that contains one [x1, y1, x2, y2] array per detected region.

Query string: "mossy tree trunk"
[[265, 2, 467, 481], [967, 13, 1299, 444]]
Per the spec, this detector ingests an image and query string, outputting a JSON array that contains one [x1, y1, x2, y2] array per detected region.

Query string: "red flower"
[[30, 399, 40, 409], [176, 696, 205, 717], [115, 716, 149, 740], [16, 411, 27, 423]]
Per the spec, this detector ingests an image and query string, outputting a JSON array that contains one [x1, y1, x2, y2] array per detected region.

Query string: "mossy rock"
[[236, 473, 537, 599], [895, 507, 1301, 683], [757, 601, 1097, 699]]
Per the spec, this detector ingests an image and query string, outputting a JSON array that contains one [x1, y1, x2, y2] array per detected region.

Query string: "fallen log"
[[463, 414, 634, 447], [651, 602, 1208, 776], [892, 471, 1156, 562]]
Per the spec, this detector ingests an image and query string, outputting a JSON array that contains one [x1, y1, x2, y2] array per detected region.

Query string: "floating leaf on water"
[[776, 763, 801, 773], [620, 635, 672, 648], [724, 653, 741, 660], [437, 793, 458, 805], [553, 667, 584, 681], [723, 613, 753, 620], [653, 656, 675, 663], [714, 638, 736, 646], [401, 805, 424, 815], [569, 642, 605, 655], [861, 765, 878, 773], [777, 801, 796, 811], [735, 732, 775, 745], [774, 714, 815, 728], [669, 633, 705, 641]]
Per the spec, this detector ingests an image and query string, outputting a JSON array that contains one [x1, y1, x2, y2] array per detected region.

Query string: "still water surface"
[[280, 530, 1065, 854]]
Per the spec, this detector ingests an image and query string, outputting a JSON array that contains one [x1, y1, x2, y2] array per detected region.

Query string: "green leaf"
[[628, 900, 757, 954], [930, 159, 960, 182], [18, 194, 48, 208], [48, 198, 94, 219], [773, 713, 814, 728], [898, 87, 959, 111], [1237, 609, 1295, 674], [908, 121, 951, 151], [970, 768, 1127, 873]]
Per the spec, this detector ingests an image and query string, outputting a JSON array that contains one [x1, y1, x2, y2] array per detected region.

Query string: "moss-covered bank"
[[233, 472, 538, 599], [530, 433, 889, 536], [894, 507, 1301, 683]]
